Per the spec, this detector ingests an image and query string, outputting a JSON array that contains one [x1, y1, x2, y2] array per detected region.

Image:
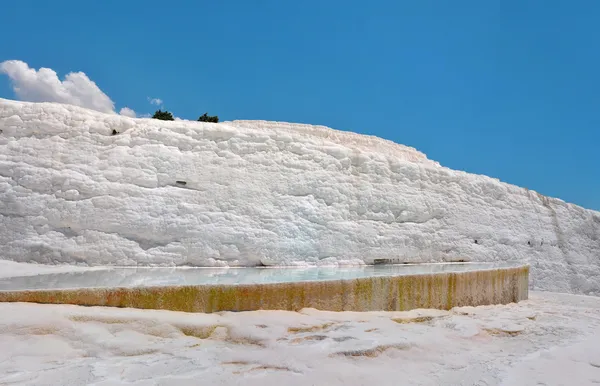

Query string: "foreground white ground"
[[1, 99, 599, 295], [0, 291, 599, 386]]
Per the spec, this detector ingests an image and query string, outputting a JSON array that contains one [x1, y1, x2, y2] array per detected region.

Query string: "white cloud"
[[148, 97, 163, 106], [0, 60, 115, 114], [119, 107, 136, 118]]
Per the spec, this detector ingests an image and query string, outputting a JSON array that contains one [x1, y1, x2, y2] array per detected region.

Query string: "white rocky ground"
[[1, 99, 598, 294], [0, 291, 598, 386]]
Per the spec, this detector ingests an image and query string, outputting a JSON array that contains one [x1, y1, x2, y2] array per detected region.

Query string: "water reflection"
[[0, 262, 522, 291]]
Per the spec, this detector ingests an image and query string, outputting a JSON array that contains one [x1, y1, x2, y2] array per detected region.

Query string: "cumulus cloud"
[[119, 107, 136, 118], [0, 60, 116, 114], [148, 97, 163, 106]]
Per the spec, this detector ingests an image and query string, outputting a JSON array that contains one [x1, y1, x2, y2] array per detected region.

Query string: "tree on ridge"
[[198, 113, 219, 123], [152, 109, 174, 121]]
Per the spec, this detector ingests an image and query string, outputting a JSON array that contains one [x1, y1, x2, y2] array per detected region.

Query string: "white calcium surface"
[[1, 292, 600, 386], [0, 99, 598, 294]]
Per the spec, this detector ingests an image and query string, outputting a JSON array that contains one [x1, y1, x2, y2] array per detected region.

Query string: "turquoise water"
[[0, 262, 524, 291]]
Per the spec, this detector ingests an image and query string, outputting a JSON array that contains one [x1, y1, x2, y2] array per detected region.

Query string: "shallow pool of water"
[[0, 262, 524, 291]]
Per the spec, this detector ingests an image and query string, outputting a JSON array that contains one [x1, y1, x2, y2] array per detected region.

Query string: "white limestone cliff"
[[0, 98, 598, 294]]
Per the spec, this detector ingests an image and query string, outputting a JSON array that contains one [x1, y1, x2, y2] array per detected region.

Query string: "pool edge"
[[0, 265, 529, 313]]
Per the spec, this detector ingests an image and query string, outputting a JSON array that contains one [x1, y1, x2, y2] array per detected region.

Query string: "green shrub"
[[198, 113, 219, 123], [152, 109, 174, 121]]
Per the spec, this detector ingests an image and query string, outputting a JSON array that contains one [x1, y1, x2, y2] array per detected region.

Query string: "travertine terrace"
[[0, 99, 598, 294]]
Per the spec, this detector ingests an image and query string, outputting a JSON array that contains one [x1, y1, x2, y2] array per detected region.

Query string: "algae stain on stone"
[[288, 322, 336, 334], [396, 277, 406, 311], [178, 324, 221, 339], [446, 273, 456, 310], [426, 276, 433, 309], [483, 327, 522, 337], [333, 343, 412, 358], [392, 316, 436, 324], [354, 278, 374, 311]]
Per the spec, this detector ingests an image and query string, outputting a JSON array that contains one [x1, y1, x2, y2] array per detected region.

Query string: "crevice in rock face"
[[119, 234, 174, 251], [51, 227, 175, 251], [54, 227, 78, 238], [540, 193, 578, 293]]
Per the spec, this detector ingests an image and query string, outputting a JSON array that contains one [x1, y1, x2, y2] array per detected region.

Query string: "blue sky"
[[1, 0, 599, 211]]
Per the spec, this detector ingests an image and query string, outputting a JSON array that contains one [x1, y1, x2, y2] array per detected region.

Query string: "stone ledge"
[[0, 266, 529, 313]]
